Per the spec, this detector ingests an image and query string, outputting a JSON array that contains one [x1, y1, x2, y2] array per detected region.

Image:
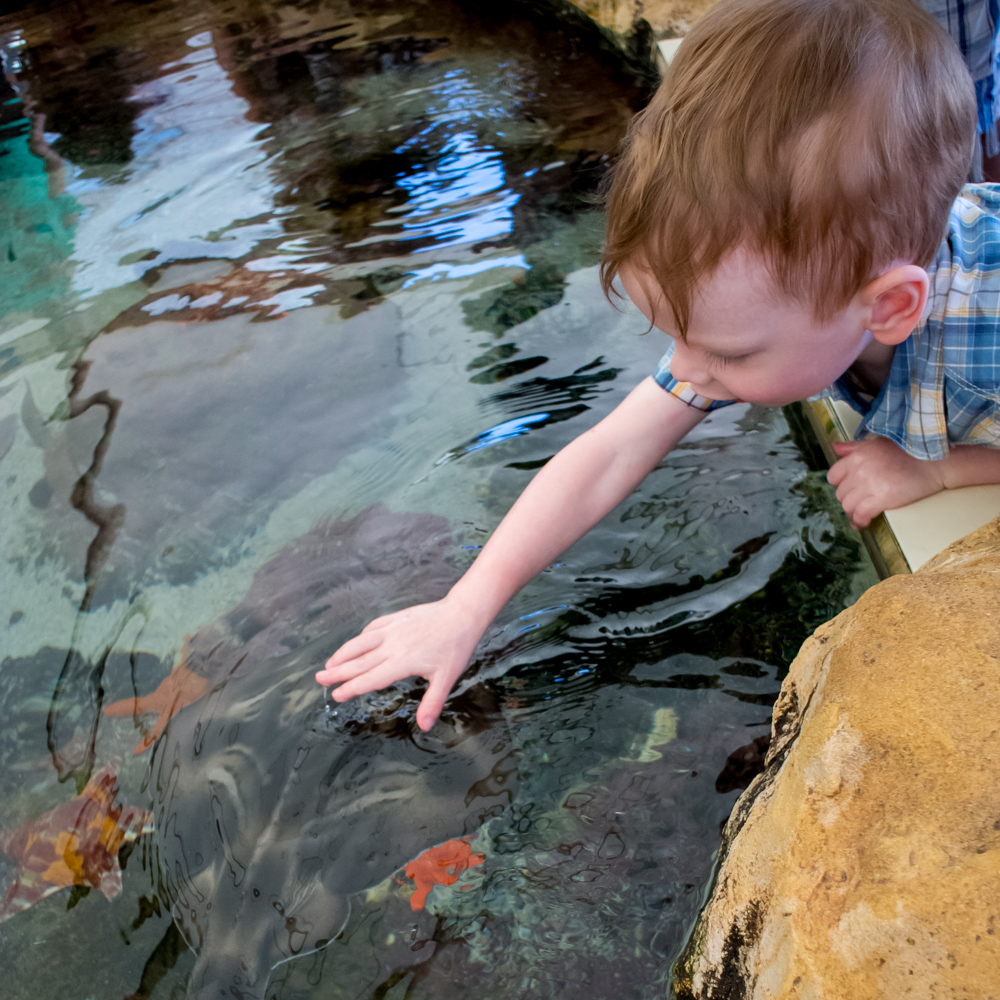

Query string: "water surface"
[[0, 2, 876, 997]]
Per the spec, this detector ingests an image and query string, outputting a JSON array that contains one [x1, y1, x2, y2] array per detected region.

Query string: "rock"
[[566, 0, 720, 39], [672, 516, 1000, 999]]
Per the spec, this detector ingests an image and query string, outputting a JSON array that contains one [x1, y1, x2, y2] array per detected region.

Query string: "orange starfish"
[[103, 658, 210, 753], [404, 836, 485, 911], [0, 764, 152, 921]]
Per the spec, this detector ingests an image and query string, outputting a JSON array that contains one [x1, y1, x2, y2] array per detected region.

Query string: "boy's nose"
[[670, 343, 710, 386]]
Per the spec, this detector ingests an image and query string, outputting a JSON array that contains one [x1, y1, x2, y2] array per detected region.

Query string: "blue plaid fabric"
[[652, 185, 1000, 458], [919, 0, 997, 86], [918, 0, 1000, 150], [824, 184, 1000, 459]]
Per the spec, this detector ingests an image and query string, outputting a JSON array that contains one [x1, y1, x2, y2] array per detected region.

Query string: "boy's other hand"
[[315, 597, 484, 732], [827, 436, 944, 529]]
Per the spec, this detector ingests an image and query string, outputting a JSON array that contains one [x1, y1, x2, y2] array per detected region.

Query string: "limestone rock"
[[672, 516, 1000, 999]]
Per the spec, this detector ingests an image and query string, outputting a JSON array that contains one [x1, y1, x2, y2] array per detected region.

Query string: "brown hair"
[[601, 0, 976, 335]]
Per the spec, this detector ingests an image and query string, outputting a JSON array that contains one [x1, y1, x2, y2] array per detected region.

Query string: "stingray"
[[143, 506, 516, 1000], [171, 503, 466, 685], [104, 503, 463, 751]]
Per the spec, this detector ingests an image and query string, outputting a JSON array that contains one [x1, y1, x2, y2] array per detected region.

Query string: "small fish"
[[404, 836, 485, 911], [0, 764, 152, 921], [103, 653, 210, 753]]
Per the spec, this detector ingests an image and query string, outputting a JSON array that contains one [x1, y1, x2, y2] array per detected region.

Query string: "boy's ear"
[[861, 264, 929, 346]]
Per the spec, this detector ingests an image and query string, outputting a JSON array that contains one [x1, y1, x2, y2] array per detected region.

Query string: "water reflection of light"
[[360, 66, 523, 250], [431, 412, 551, 470], [395, 131, 518, 246], [0, 31, 27, 74], [401, 254, 527, 288], [256, 285, 325, 312], [69, 32, 278, 296], [349, 122, 519, 250], [395, 131, 503, 209], [245, 256, 328, 274]]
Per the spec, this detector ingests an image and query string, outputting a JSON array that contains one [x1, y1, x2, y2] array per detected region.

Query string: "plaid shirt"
[[917, 0, 1000, 148], [652, 185, 1000, 460], [919, 0, 997, 85]]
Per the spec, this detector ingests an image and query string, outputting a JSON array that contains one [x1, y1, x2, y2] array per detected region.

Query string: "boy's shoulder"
[[926, 185, 1000, 349], [937, 184, 1000, 281], [952, 183, 1000, 215], [928, 184, 1000, 328]]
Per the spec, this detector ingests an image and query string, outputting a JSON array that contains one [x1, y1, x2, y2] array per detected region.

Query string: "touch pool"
[[0, 1, 877, 997]]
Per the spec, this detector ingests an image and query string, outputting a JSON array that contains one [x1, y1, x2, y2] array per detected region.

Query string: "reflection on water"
[[366, 129, 520, 248], [0, 1, 875, 997]]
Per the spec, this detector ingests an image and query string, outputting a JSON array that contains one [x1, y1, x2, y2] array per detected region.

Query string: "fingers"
[[847, 504, 871, 529], [827, 442, 866, 485], [837, 487, 864, 526], [830, 440, 860, 457], [327, 659, 404, 702], [316, 645, 387, 687], [322, 630, 384, 672], [849, 495, 883, 529], [833, 478, 851, 506], [836, 482, 882, 530], [416, 669, 454, 732], [829, 450, 875, 523], [311, 598, 471, 729]]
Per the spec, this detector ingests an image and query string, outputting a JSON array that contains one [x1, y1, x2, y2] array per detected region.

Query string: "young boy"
[[317, 0, 1000, 731]]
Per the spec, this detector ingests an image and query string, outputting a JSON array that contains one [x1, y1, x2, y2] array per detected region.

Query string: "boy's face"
[[621, 250, 872, 407]]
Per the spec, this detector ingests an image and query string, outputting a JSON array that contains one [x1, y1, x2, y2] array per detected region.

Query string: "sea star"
[[404, 836, 485, 911], [0, 764, 152, 921], [103, 656, 210, 753]]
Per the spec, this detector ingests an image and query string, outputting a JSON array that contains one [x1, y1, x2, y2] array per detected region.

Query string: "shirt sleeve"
[[652, 343, 737, 412]]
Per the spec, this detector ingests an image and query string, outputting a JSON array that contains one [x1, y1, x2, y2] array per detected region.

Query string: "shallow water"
[[0, 2, 876, 998]]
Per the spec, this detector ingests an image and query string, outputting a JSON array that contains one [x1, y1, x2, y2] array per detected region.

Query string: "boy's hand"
[[315, 380, 706, 732], [827, 437, 944, 529], [315, 597, 485, 732]]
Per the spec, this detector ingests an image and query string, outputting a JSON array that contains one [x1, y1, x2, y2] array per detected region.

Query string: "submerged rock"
[[673, 516, 1000, 999]]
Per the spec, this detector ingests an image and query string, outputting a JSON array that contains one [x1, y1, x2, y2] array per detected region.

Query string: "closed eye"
[[705, 352, 750, 368]]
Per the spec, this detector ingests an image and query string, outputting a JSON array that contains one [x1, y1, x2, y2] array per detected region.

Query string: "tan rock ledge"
[[566, 0, 719, 39], [672, 516, 1000, 999]]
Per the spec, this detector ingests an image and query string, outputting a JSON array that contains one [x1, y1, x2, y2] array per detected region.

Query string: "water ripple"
[[426, 406, 587, 474]]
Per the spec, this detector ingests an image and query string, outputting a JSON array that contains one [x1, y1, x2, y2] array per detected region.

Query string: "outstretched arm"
[[316, 377, 706, 729], [829, 436, 1000, 529]]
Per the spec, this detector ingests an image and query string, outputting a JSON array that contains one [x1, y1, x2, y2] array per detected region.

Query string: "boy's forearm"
[[937, 444, 1000, 490], [446, 442, 651, 628], [444, 379, 706, 629]]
